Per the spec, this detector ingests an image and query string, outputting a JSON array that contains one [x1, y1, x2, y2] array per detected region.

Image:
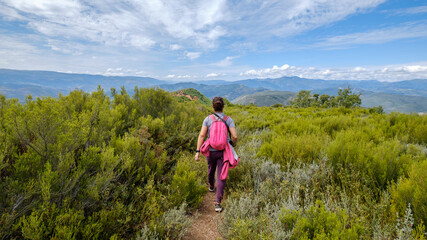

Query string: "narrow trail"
[[184, 191, 224, 240]]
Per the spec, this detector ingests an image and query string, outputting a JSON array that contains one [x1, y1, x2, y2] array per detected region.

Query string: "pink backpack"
[[209, 114, 230, 150]]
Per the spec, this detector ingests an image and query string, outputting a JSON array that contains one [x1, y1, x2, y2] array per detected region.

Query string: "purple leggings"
[[207, 151, 226, 203]]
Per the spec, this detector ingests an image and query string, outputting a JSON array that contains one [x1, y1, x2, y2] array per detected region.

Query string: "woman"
[[195, 97, 238, 212]]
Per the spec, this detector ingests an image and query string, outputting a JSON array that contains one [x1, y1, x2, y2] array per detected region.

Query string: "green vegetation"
[[289, 87, 362, 109], [0, 87, 208, 239], [1, 87, 426, 239], [232, 91, 296, 107], [222, 104, 427, 239], [173, 88, 212, 105], [233, 88, 427, 113]]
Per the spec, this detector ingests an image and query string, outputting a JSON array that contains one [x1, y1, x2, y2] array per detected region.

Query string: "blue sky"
[[0, 0, 426, 81]]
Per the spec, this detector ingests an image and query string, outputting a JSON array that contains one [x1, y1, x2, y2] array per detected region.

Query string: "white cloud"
[[241, 64, 294, 77], [216, 56, 235, 67], [240, 63, 427, 81], [166, 74, 175, 78], [0, 3, 26, 20], [206, 73, 218, 77], [186, 51, 201, 60], [2, 0, 423, 81], [177, 75, 192, 79], [391, 6, 427, 15], [169, 44, 182, 50], [0, 33, 157, 76], [397, 65, 427, 73], [103, 67, 147, 76], [0, 35, 42, 67], [318, 22, 427, 47], [0, 0, 387, 53], [128, 35, 155, 49], [104, 68, 124, 76], [0, 0, 227, 50], [353, 67, 367, 72], [46, 39, 86, 55], [4, 0, 83, 18], [227, 0, 386, 38]]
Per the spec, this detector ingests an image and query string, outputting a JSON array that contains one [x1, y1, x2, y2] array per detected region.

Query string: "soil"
[[183, 191, 224, 240]]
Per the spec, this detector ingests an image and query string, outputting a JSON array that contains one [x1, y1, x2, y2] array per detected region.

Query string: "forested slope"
[[1, 87, 426, 239]]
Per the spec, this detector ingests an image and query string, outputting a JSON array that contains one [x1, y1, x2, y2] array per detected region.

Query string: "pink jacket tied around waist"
[[200, 139, 239, 180]]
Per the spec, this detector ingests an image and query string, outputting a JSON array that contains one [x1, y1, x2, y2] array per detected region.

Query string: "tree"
[[290, 90, 313, 108], [328, 96, 338, 107], [319, 94, 330, 106], [336, 87, 362, 108]]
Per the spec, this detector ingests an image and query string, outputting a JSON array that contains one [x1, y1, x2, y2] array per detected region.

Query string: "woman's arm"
[[195, 125, 208, 161], [230, 127, 238, 146]]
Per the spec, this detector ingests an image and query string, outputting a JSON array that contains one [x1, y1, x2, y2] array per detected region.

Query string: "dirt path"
[[183, 191, 224, 240]]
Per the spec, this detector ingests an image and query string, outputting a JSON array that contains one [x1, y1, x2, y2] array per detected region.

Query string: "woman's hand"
[[195, 152, 200, 161]]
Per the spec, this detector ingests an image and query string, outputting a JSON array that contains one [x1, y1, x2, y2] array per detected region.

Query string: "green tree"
[[290, 90, 313, 108], [336, 87, 362, 108], [319, 94, 330, 106], [328, 95, 338, 107]]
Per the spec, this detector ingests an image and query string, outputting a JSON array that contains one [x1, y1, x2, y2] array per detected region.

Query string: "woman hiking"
[[195, 97, 238, 212]]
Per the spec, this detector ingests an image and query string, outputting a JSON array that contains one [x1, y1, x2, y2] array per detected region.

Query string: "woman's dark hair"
[[212, 97, 224, 112]]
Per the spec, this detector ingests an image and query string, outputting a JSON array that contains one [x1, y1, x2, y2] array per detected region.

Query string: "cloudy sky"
[[0, 0, 426, 81]]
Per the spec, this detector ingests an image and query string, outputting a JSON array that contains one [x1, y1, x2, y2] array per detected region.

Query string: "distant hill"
[[235, 77, 336, 92], [159, 82, 265, 100], [231, 77, 427, 97], [231, 90, 427, 113], [0, 69, 168, 99], [232, 91, 296, 106], [0, 83, 63, 100], [1, 68, 426, 113], [361, 92, 427, 113], [384, 79, 427, 96], [194, 80, 231, 85], [197, 77, 427, 97], [172, 88, 211, 105]]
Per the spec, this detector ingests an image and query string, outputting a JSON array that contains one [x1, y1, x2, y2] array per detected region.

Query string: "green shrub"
[[391, 160, 427, 229], [157, 203, 192, 239], [169, 156, 206, 208], [223, 106, 427, 239], [327, 130, 414, 189], [280, 201, 363, 239], [258, 133, 327, 165], [0, 88, 209, 239]]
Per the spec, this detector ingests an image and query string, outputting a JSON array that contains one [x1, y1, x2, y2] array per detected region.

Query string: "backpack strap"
[[212, 113, 231, 139]]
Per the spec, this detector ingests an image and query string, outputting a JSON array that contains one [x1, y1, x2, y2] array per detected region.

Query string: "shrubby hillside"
[[0, 87, 209, 239], [222, 104, 427, 239], [1, 87, 426, 239], [172, 88, 212, 105]]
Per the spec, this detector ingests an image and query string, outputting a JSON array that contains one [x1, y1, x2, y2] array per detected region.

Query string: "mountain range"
[[1, 68, 426, 113]]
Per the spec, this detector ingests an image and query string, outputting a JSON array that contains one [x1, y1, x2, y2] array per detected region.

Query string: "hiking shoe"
[[209, 186, 215, 192], [215, 204, 223, 212]]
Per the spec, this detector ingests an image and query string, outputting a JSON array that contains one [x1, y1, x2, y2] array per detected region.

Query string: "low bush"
[[391, 160, 427, 228], [258, 133, 327, 166], [279, 201, 364, 239]]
